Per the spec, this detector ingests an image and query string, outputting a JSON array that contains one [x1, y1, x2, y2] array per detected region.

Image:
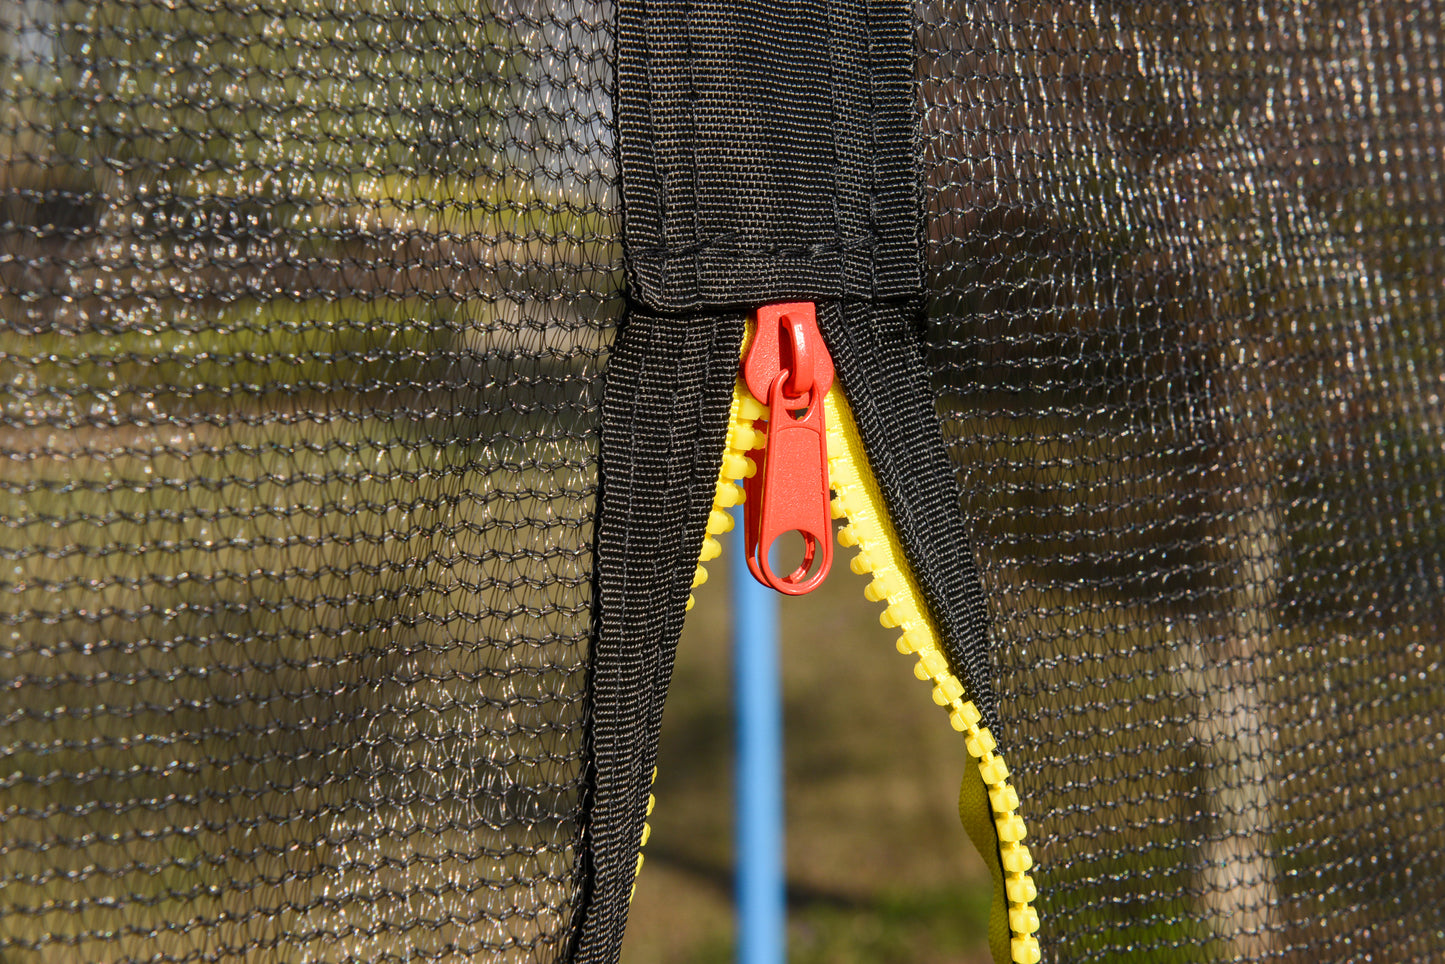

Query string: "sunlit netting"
[[4, 0, 1445, 962], [921, 2, 1445, 961], [0, 0, 618, 960]]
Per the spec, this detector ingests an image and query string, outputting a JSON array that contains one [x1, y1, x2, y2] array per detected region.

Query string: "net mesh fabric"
[[921, 1, 1445, 961], [4, 0, 1445, 961], [0, 1, 618, 960]]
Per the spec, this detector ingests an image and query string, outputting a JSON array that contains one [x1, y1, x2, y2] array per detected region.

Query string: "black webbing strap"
[[577, 310, 744, 962], [819, 301, 997, 730], [577, 1, 995, 959], [615, 0, 921, 310]]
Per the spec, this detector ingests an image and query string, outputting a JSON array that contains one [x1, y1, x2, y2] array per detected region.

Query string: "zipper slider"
[[741, 302, 835, 595]]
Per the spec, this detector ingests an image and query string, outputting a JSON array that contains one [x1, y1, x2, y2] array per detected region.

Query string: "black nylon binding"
[[576, 310, 745, 962], [615, 0, 921, 310], [579, 1, 995, 959]]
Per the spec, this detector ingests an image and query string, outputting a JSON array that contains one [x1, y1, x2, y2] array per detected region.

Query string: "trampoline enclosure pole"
[[730, 506, 786, 964]]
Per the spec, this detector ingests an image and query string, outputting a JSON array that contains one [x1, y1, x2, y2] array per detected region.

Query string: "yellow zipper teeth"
[[631, 767, 657, 901], [634, 383, 765, 901], [820, 383, 1040, 964], [687, 384, 768, 613]]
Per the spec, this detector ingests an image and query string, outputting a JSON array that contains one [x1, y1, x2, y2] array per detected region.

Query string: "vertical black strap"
[[576, 1, 996, 960], [575, 311, 744, 963]]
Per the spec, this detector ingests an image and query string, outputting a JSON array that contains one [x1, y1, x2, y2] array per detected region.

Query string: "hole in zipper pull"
[[770, 528, 825, 587]]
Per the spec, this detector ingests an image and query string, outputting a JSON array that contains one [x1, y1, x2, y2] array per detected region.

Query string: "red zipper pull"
[[741, 302, 834, 595]]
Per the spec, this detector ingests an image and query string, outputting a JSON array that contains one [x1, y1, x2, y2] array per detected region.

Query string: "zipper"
[[638, 362, 766, 902], [652, 304, 1041, 964], [740, 302, 835, 595]]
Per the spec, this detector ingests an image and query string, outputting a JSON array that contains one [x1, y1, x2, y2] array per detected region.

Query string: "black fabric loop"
[[572, 309, 746, 964], [616, 0, 922, 312]]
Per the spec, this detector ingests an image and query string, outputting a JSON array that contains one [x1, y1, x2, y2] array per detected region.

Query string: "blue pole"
[[730, 506, 785, 964]]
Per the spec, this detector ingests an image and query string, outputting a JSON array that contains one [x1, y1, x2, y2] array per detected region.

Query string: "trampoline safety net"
[[0, 0, 616, 959], [0, 1, 1440, 963]]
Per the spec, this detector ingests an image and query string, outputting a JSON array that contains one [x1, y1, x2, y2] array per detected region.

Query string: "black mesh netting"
[[4, 0, 1445, 962], [921, 2, 1445, 961], [0, 0, 618, 959]]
